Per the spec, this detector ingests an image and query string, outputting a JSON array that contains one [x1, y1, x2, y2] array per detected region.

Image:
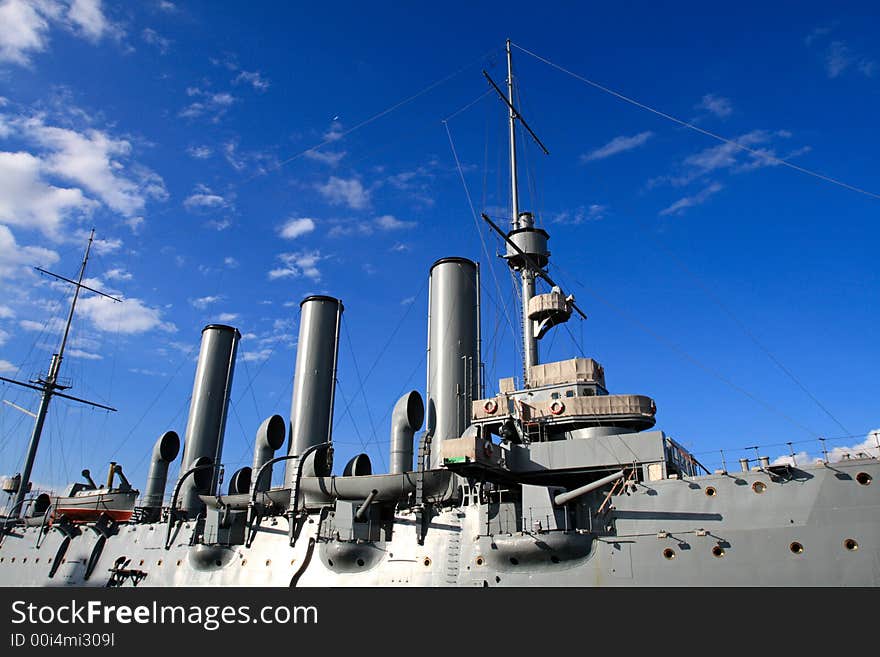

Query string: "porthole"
[[214, 560, 222, 567], [790, 542, 804, 555], [423, 557, 431, 567], [356, 558, 365, 567], [711, 546, 725, 558], [22, 557, 26, 563], [327, 559, 334, 567], [265, 559, 271, 567], [157, 560, 163, 566], [509, 557, 519, 565], [241, 560, 247, 566], [856, 472, 872, 486], [844, 539, 859, 551], [705, 486, 717, 497], [752, 481, 767, 494], [475, 556, 484, 566], [176, 560, 182, 567], [663, 548, 676, 560], [550, 555, 560, 564], [34, 558, 39, 563], [290, 559, 296, 566], [139, 559, 144, 566]]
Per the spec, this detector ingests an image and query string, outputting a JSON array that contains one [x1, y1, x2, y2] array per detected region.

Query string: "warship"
[[0, 41, 877, 587]]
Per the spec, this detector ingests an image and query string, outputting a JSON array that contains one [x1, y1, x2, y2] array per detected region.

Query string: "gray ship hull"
[[1, 457, 876, 587]]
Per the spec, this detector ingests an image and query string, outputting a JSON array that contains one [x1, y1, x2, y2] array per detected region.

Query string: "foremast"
[[1, 229, 119, 519]]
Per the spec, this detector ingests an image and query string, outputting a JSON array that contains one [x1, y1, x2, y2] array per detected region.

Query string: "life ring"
[[483, 399, 498, 414], [482, 439, 494, 458], [549, 400, 565, 415]]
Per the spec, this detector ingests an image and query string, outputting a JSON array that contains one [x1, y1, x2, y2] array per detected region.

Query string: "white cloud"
[[304, 149, 346, 166], [157, 1, 176, 12], [104, 267, 131, 281], [0, 327, 9, 346], [0, 150, 95, 237], [77, 294, 175, 334], [317, 176, 369, 209], [233, 70, 270, 91], [0, 0, 61, 65], [0, 305, 15, 319], [826, 41, 851, 78], [223, 256, 238, 268], [179, 89, 236, 122], [67, 0, 113, 43], [123, 216, 144, 234], [268, 250, 323, 281], [216, 312, 238, 322], [187, 145, 212, 159], [773, 429, 880, 465], [0, 225, 60, 279], [141, 27, 169, 54], [375, 214, 415, 230], [241, 348, 271, 363], [280, 217, 316, 239], [323, 121, 344, 142], [205, 218, 232, 231], [19, 318, 47, 331], [183, 185, 229, 211], [191, 295, 222, 309], [659, 182, 723, 216], [14, 116, 168, 218], [0, 359, 15, 372], [390, 242, 409, 252], [68, 347, 102, 360], [552, 204, 607, 224], [0, 0, 121, 66], [582, 131, 653, 162], [697, 94, 732, 118], [858, 59, 877, 77]]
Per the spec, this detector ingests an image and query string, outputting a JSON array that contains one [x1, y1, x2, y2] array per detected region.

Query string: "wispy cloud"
[[696, 94, 732, 118], [304, 149, 346, 166], [233, 70, 270, 92], [179, 88, 236, 123], [141, 27, 170, 54], [187, 145, 212, 159], [0, 225, 60, 280], [104, 267, 132, 281], [826, 41, 852, 78], [659, 182, 723, 216], [190, 295, 222, 309], [328, 214, 416, 237], [581, 131, 653, 162], [268, 250, 323, 281], [552, 204, 607, 224]]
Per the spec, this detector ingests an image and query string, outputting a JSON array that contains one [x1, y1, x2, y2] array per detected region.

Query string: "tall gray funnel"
[[142, 430, 180, 509], [426, 257, 479, 468], [284, 296, 344, 485], [177, 324, 240, 516]]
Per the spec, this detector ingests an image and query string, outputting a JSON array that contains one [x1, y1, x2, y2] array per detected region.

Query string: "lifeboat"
[[52, 463, 138, 524]]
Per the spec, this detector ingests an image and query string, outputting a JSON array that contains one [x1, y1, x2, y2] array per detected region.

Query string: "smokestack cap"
[[202, 324, 242, 339], [430, 257, 477, 271], [299, 295, 344, 311]]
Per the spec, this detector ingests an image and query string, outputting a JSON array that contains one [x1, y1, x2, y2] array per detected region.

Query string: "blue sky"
[[0, 1, 877, 496]]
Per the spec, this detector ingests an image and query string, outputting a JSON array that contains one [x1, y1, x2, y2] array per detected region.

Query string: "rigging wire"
[[511, 41, 880, 202], [342, 319, 386, 472], [553, 261, 819, 437]]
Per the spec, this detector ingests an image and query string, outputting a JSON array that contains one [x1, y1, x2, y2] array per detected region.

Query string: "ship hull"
[[0, 458, 876, 587]]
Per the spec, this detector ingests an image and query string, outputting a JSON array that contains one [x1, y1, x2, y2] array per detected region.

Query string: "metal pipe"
[[250, 415, 285, 496], [177, 324, 241, 517], [284, 297, 344, 488], [355, 489, 379, 521], [389, 391, 424, 474], [142, 431, 180, 509], [113, 465, 130, 490], [426, 258, 478, 468], [554, 470, 625, 506], [81, 469, 97, 489], [106, 462, 117, 488]]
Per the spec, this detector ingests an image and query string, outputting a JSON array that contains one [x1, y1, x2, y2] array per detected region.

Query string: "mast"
[[506, 39, 539, 384], [2, 229, 119, 519]]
